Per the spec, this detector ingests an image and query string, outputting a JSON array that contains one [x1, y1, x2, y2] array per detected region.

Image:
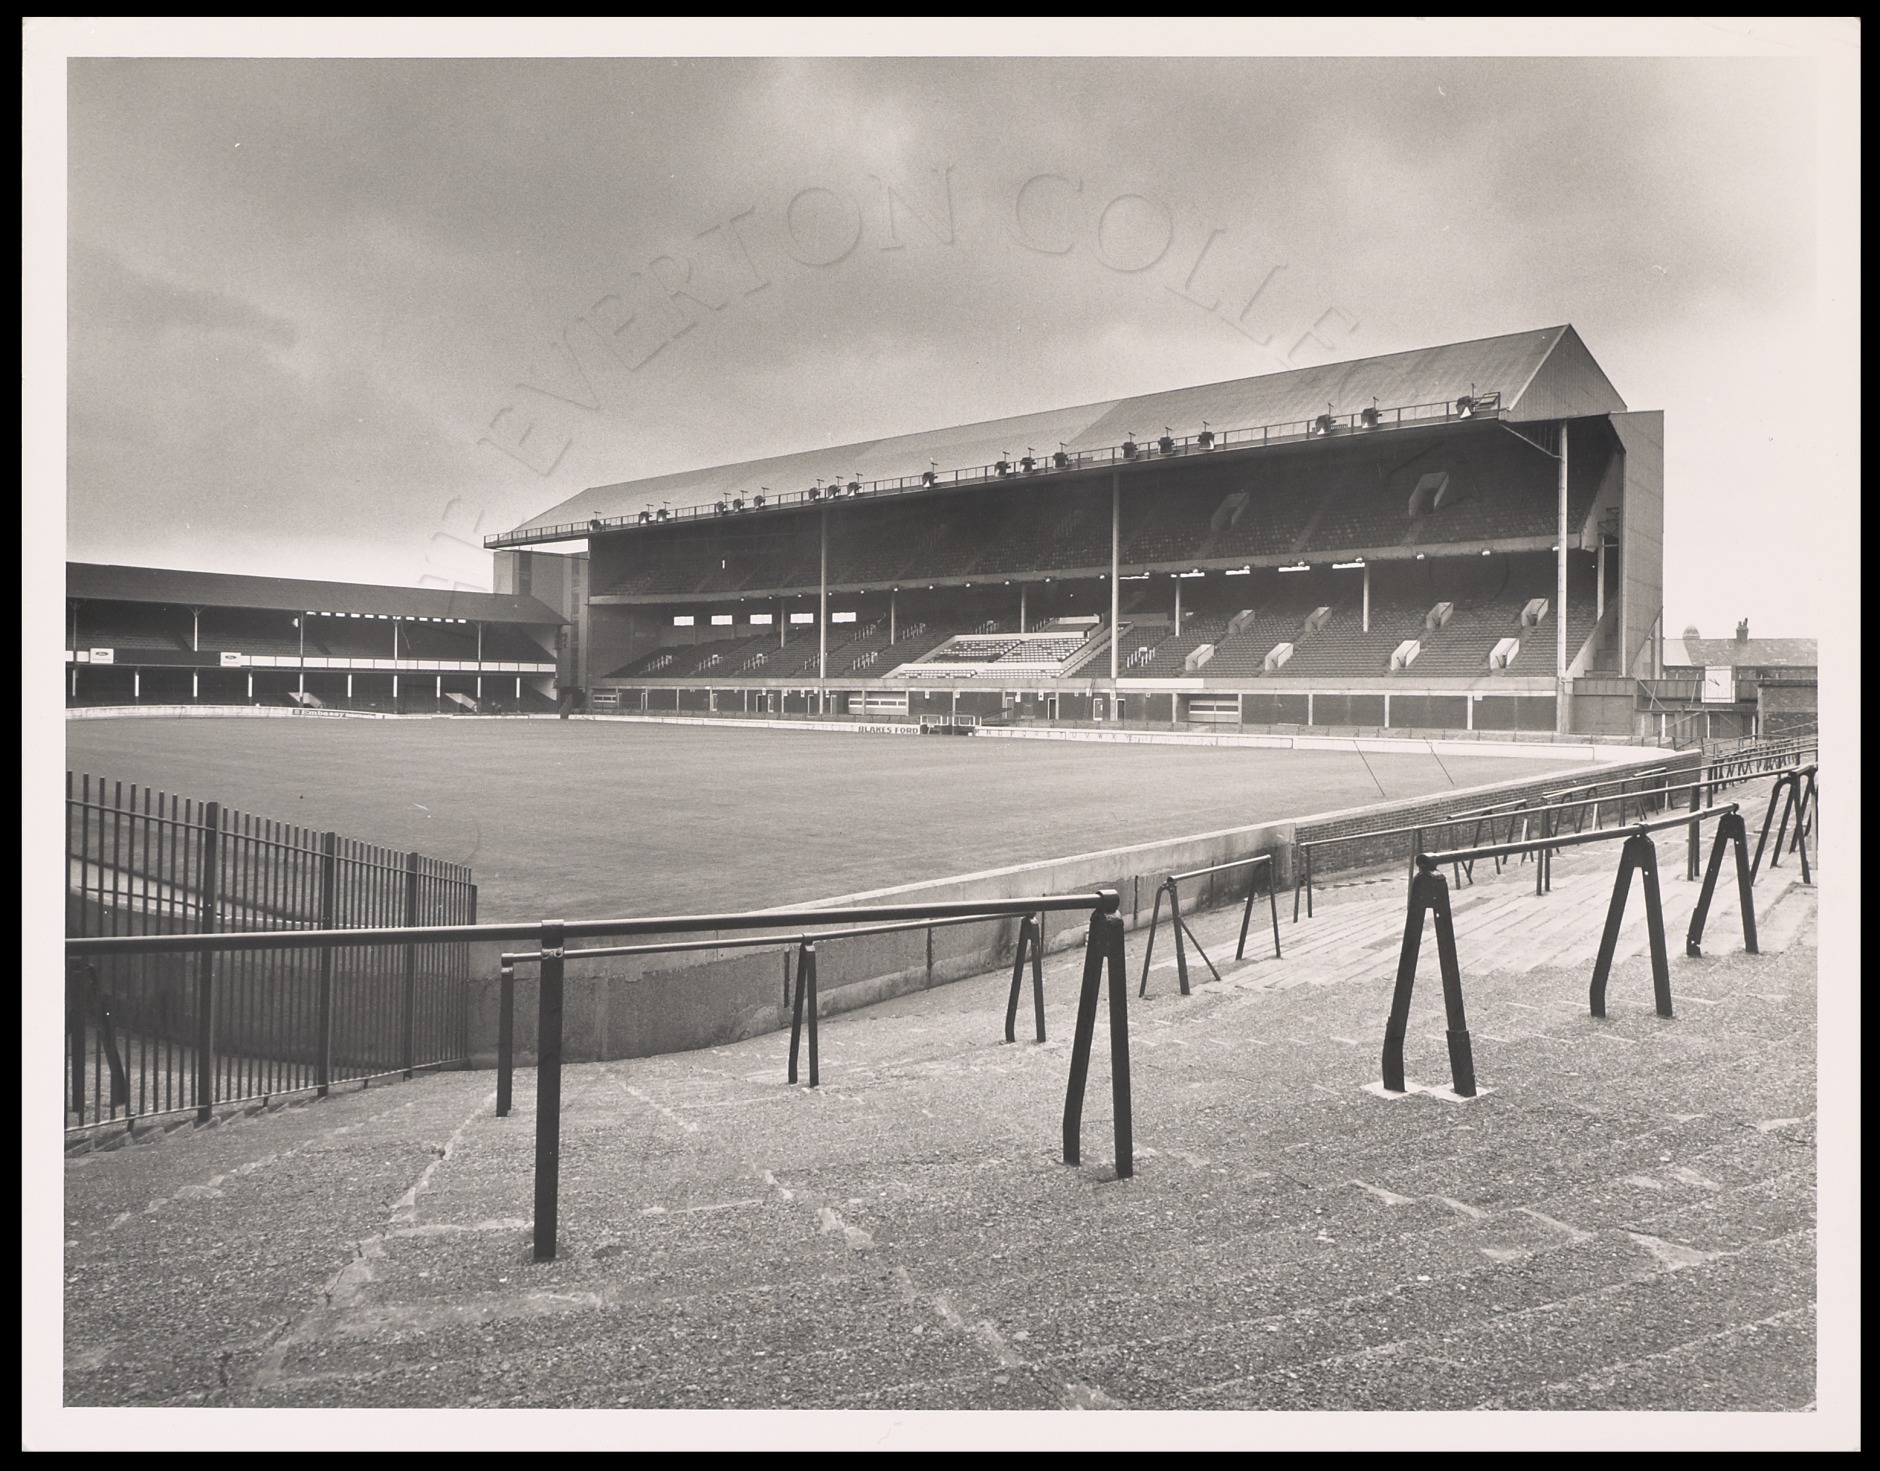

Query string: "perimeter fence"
[[65, 773, 476, 1130]]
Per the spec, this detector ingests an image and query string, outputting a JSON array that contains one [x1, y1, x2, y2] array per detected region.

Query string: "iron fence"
[[68, 889, 1133, 1260], [1293, 737, 1817, 918], [65, 773, 476, 1131]]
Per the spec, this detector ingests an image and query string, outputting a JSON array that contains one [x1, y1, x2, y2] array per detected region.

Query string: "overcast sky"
[[51, 24, 1853, 638]]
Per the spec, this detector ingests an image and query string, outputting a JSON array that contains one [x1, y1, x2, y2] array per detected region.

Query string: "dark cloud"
[[67, 240, 513, 587], [69, 240, 297, 349], [65, 54, 1827, 632]]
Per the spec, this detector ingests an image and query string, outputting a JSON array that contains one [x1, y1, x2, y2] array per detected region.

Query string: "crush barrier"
[[496, 907, 1059, 1095], [1297, 751, 1817, 920], [1293, 763, 1682, 920], [1137, 853, 1281, 998], [73, 892, 1137, 1259], [1705, 736, 1819, 786], [1380, 801, 1765, 1099], [491, 892, 1134, 1257], [1751, 764, 1819, 884]]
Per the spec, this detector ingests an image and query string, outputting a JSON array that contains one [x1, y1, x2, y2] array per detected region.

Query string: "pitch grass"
[[66, 718, 1584, 918]]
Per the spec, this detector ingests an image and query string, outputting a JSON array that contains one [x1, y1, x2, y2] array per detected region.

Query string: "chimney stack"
[[1736, 619, 1750, 644]]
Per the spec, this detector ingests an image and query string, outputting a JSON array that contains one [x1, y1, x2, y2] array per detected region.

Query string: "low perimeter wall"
[[467, 747, 1687, 1068]]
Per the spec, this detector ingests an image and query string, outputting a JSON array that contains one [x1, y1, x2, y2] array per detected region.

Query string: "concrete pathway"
[[57, 832, 1824, 1433]]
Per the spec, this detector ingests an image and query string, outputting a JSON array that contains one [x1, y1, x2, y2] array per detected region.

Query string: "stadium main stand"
[[67, 563, 565, 714], [488, 325, 1678, 741]]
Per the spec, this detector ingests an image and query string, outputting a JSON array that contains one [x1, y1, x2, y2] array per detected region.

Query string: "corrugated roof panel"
[[1074, 329, 1569, 448], [65, 563, 564, 625], [524, 402, 1119, 534], [506, 326, 1610, 535], [1505, 324, 1627, 421]]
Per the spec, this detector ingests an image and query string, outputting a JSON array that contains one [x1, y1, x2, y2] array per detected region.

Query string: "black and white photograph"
[[25, 18, 1859, 1452]]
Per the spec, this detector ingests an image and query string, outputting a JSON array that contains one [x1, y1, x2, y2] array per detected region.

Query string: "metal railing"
[[487, 393, 1503, 549], [71, 890, 1137, 1260], [1293, 767, 1684, 920], [1138, 853, 1281, 997], [1294, 741, 1816, 919], [494, 907, 1062, 1098], [65, 774, 475, 1131], [1751, 764, 1819, 883], [1381, 802, 1757, 1100]]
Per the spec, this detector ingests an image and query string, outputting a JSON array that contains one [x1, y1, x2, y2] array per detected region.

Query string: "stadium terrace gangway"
[[485, 392, 1504, 549], [67, 890, 1136, 1263], [1380, 801, 1760, 1101]]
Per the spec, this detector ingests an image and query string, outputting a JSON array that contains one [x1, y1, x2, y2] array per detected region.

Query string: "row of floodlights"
[[598, 395, 1489, 531], [603, 423, 1230, 529], [1308, 393, 1485, 439]]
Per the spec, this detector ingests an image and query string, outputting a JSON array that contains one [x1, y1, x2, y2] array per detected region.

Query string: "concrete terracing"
[[61, 836, 1819, 1419]]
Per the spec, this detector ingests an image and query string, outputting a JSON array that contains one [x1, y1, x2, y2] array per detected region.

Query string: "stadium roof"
[[499, 324, 1628, 543], [65, 563, 564, 625], [1665, 636, 1818, 669]]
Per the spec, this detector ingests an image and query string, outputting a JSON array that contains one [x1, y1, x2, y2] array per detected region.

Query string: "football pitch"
[[65, 718, 1584, 917]]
